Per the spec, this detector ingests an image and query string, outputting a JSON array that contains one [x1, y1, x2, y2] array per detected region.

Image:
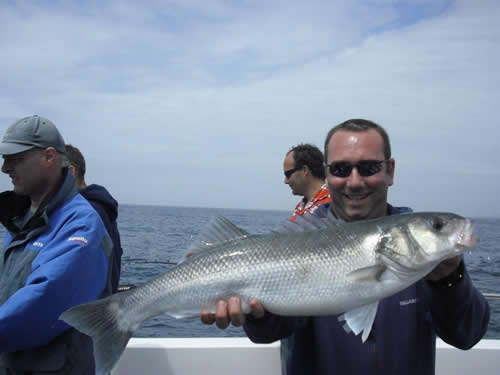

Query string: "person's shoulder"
[[58, 193, 105, 226], [81, 183, 105, 195], [81, 184, 118, 221], [81, 184, 118, 209], [313, 202, 331, 218], [84, 184, 116, 197], [389, 205, 413, 215], [41, 194, 107, 247]]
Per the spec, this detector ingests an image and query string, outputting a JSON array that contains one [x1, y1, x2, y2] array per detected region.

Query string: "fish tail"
[[60, 292, 134, 375]]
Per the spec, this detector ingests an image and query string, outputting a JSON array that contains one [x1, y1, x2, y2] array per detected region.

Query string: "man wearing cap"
[[0, 116, 112, 374]]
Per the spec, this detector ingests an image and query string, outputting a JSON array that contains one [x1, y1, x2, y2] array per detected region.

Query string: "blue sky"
[[1, 0, 499, 218]]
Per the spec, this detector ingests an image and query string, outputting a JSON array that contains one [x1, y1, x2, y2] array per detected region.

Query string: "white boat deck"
[[112, 337, 500, 374]]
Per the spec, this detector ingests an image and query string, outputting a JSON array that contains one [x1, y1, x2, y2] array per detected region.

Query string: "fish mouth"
[[455, 219, 479, 250]]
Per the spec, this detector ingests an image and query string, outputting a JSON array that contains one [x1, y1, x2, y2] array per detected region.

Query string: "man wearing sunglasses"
[[0, 116, 113, 374], [202, 118, 489, 375], [283, 144, 331, 222]]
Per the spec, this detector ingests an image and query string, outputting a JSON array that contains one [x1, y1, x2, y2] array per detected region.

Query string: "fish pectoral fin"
[[378, 252, 419, 280], [346, 264, 387, 283], [338, 301, 379, 342]]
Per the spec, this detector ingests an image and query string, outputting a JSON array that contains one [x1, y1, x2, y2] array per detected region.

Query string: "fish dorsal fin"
[[274, 210, 340, 234], [338, 301, 379, 342], [182, 216, 249, 261]]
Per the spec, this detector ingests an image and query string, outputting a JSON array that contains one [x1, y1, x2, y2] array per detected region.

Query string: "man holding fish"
[[202, 118, 490, 374], [58, 118, 489, 375]]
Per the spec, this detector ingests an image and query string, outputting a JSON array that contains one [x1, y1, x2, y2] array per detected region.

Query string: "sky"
[[0, 0, 499, 218]]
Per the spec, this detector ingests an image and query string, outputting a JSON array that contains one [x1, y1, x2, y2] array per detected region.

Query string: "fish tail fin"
[[60, 293, 133, 375]]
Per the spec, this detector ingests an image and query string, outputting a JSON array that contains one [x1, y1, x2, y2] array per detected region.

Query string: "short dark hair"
[[64, 144, 86, 180], [324, 119, 391, 161], [288, 143, 326, 179]]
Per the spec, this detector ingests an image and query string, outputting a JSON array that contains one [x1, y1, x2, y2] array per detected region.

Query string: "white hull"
[[112, 338, 499, 374]]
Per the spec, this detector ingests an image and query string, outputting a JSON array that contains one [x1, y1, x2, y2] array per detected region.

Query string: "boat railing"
[[112, 338, 500, 375], [109, 289, 500, 374], [484, 293, 500, 300]]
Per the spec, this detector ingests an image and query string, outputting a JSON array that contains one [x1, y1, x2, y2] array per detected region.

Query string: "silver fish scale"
[[122, 225, 381, 323]]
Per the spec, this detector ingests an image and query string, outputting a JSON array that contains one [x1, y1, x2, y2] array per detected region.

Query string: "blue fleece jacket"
[[244, 204, 490, 375], [0, 170, 111, 372]]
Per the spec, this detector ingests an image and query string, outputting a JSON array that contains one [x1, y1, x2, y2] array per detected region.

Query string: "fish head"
[[405, 212, 479, 264], [373, 212, 478, 277]]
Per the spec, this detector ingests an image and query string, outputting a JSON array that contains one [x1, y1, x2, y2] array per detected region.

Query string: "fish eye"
[[430, 217, 444, 231]]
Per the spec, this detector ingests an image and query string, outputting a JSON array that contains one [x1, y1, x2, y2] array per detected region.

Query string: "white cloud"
[[0, 0, 498, 217]]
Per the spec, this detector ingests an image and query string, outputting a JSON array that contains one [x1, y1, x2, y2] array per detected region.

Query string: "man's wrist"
[[427, 260, 465, 289]]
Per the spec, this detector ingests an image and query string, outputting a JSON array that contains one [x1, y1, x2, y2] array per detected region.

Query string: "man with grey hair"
[[0, 115, 113, 374]]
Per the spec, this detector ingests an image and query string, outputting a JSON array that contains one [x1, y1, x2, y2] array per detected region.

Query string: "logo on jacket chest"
[[68, 236, 88, 245], [399, 298, 419, 306]]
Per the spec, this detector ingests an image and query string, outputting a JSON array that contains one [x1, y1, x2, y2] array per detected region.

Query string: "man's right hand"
[[200, 296, 265, 329]]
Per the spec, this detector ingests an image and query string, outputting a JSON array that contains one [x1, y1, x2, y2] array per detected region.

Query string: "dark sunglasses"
[[326, 160, 389, 178], [284, 166, 303, 179]]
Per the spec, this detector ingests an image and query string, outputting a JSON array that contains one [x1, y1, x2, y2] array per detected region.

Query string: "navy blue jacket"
[[80, 184, 123, 293], [244, 204, 490, 375]]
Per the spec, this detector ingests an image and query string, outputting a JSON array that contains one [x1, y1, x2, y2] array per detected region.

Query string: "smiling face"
[[326, 129, 394, 222]]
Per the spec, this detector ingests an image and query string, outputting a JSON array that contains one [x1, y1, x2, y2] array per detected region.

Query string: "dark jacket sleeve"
[[243, 312, 308, 344], [424, 264, 490, 349], [88, 201, 123, 293]]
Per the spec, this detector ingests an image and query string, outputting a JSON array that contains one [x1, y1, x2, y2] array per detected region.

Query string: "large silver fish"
[[60, 212, 478, 374]]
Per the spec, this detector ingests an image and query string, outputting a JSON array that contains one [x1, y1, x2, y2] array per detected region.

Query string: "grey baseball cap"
[[0, 115, 66, 155]]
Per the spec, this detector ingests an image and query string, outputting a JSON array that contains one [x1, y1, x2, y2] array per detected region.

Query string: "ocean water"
[[118, 205, 289, 338], [1, 205, 499, 340]]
